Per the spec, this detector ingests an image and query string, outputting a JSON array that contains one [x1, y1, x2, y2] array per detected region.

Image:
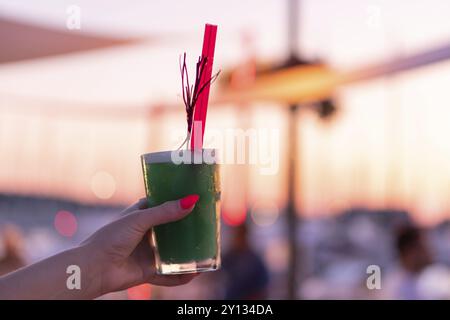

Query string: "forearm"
[[0, 198, 198, 299], [0, 244, 102, 300]]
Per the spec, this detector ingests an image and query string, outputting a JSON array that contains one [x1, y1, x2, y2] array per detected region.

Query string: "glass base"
[[156, 258, 220, 275]]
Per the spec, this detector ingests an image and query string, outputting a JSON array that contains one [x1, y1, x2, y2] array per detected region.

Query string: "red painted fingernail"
[[180, 194, 200, 209]]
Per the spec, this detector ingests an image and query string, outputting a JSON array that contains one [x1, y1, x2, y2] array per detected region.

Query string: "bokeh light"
[[54, 210, 78, 237], [222, 208, 246, 226], [250, 200, 280, 227], [127, 284, 152, 300], [90, 171, 116, 200], [417, 264, 450, 299]]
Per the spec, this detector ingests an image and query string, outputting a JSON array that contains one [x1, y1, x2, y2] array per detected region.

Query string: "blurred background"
[[1, 0, 450, 299]]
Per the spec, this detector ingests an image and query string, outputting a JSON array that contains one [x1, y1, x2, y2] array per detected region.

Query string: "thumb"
[[124, 194, 199, 235]]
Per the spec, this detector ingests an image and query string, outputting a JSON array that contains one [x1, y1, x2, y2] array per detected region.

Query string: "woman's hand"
[[81, 195, 200, 296], [0, 195, 200, 300]]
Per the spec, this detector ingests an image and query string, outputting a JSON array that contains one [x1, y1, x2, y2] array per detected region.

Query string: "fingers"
[[125, 194, 200, 234], [137, 198, 149, 210], [149, 273, 199, 287], [121, 198, 148, 216]]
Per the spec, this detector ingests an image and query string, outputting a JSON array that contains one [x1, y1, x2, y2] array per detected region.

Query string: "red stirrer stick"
[[191, 24, 217, 151]]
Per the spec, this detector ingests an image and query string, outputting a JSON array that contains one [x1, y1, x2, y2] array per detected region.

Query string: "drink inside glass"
[[141, 149, 221, 274]]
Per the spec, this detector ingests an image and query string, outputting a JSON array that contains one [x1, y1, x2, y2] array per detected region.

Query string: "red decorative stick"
[[190, 24, 218, 151]]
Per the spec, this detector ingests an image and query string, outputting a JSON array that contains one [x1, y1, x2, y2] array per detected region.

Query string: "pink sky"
[[0, 0, 450, 225]]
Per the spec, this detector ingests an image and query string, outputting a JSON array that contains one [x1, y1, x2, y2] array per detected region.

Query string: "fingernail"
[[180, 194, 200, 209]]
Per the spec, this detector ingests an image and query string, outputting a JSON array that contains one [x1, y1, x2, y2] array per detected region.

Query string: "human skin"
[[0, 195, 200, 299]]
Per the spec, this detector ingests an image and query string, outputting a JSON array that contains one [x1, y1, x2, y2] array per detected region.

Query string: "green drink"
[[141, 149, 221, 274]]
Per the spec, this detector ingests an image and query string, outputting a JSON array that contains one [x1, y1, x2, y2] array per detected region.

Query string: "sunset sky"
[[0, 0, 450, 225]]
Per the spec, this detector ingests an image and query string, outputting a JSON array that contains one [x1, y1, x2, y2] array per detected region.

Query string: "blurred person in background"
[[0, 224, 26, 277], [383, 225, 433, 299], [221, 222, 269, 299]]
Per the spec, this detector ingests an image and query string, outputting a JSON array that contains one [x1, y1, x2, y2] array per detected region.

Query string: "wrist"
[[70, 243, 105, 299]]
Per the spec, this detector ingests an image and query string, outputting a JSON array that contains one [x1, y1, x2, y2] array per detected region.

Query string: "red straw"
[[191, 24, 217, 151]]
